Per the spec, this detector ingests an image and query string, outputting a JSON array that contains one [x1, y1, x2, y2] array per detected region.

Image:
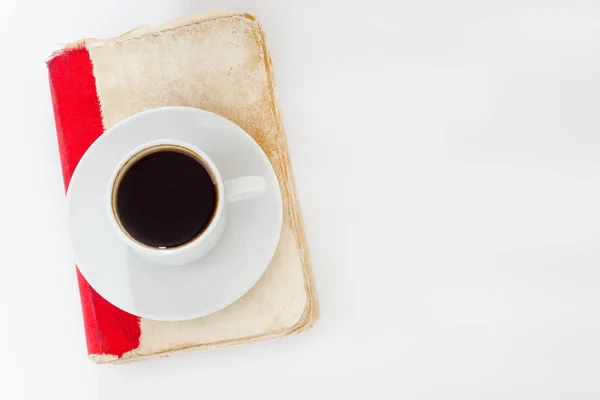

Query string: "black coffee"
[[114, 149, 217, 249]]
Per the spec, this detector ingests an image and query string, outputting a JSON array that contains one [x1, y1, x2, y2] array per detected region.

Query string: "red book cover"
[[48, 46, 142, 358]]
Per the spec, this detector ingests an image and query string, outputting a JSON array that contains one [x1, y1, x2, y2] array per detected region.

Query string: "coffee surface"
[[115, 150, 217, 248]]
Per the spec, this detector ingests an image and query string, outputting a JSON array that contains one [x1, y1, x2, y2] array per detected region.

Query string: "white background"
[[1, 0, 600, 398]]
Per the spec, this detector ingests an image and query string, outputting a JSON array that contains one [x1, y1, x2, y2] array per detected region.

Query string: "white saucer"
[[66, 107, 283, 321]]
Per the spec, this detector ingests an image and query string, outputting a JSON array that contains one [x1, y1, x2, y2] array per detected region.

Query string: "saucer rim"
[[66, 106, 283, 321]]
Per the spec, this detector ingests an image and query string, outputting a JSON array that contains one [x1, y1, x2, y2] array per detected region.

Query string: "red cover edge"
[[48, 46, 141, 358]]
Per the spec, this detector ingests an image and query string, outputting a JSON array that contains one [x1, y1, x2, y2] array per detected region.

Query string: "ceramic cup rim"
[[107, 140, 226, 255]]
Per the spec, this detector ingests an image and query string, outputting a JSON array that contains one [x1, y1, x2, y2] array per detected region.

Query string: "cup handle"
[[223, 176, 267, 203]]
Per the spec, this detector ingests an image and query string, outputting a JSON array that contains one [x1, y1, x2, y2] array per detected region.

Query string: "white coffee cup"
[[107, 139, 266, 266]]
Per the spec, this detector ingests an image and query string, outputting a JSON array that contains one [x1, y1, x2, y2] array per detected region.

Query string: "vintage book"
[[47, 10, 316, 363]]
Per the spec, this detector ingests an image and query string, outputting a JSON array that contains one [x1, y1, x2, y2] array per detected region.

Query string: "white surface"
[[1, 0, 600, 398], [68, 107, 282, 320]]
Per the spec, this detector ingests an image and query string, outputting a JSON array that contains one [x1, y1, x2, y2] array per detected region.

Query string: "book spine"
[[47, 46, 141, 359]]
